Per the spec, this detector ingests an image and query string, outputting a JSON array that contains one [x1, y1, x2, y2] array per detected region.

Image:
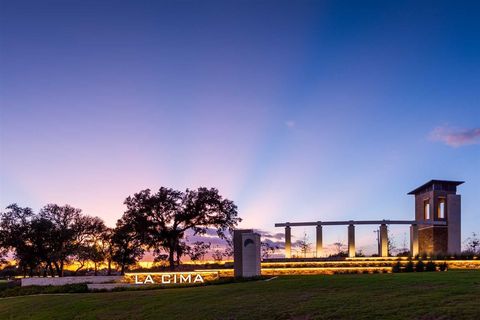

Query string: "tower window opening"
[[424, 200, 430, 220], [438, 198, 446, 219]]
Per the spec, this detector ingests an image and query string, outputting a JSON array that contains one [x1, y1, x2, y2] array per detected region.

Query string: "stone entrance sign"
[[233, 229, 261, 277]]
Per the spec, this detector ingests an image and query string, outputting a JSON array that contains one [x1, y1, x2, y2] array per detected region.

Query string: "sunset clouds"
[[430, 126, 480, 147]]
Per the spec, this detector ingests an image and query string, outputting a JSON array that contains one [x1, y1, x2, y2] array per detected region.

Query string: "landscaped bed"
[[1, 270, 479, 319]]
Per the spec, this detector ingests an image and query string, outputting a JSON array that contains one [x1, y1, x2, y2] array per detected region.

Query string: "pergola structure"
[[275, 180, 463, 258], [274, 219, 447, 258]]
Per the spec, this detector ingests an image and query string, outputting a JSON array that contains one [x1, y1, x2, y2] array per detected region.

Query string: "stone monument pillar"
[[410, 224, 419, 257], [233, 229, 261, 278], [348, 224, 355, 258], [379, 224, 388, 257], [284, 225, 291, 258], [408, 180, 463, 255], [316, 224, 323, 258]]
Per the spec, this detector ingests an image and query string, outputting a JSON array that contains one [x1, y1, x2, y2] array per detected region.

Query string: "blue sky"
[[1, 0, 479, 255]]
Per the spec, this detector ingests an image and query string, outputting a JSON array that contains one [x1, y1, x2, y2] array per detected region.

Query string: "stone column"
[[379, 224, 388, 257], [348, 224, 355, 258], [285, 226, 291, 258], [410, 224, 419, 257], [316, 225, 323, 258], [447, 194, 461, 254]]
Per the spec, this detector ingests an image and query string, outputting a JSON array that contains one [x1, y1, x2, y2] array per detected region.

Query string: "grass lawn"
[[1, 270, 479, 320]]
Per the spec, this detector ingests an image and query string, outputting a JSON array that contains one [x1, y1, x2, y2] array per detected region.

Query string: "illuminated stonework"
[[196, 259, 480, 277], [233, 229, 261, 278], [123, 271, 219, 285], [275, 179, 464, 258], [409, 180, 463, 255]]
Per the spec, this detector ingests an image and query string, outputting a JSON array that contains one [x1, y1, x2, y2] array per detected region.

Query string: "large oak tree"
[[1, 203, 110, 277], [121, 187, 241, 269], [111, 218, 145, 274]]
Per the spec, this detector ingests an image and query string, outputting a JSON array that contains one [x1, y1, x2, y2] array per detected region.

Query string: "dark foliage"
[[392, 261, 402, 273], [1, 204, 108, 277], [120, 187, 241, 269], [415, 260, 425, 272], [0, 283, 88, 298], [404, 260, 414, 272], [425, 261, 437, 272], [439, 262, 448, 271]]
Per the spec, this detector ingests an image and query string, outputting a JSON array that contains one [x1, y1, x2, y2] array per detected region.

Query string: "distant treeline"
[[0, 187, 241, 276]]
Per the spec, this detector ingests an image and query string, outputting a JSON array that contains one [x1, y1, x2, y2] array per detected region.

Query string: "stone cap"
[[407, 180, 464, 195]]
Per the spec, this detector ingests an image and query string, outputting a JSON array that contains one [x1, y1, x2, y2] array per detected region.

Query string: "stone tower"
[[408, 180, 463, 255]]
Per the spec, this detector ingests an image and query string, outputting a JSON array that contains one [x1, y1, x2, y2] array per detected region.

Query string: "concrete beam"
[[379, 224, 388, 257], [348, 224, 355, 258], [274, 220, 447, 227]]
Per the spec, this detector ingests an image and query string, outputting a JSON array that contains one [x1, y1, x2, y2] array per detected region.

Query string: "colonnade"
[[275, 220, 439, 258]]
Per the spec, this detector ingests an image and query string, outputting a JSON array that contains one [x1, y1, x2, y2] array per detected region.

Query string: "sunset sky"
[[1, 1, 479, 255]]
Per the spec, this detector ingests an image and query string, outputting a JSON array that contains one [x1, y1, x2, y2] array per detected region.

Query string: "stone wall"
[[21, 276, 122, 287], [418, 226, 448, 254]]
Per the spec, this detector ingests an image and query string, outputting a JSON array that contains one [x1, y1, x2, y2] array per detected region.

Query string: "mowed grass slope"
[[1, 270, 480, 320]]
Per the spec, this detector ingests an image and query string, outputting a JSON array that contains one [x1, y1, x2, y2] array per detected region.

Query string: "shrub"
[[404, 261, 414, 272], [392, 262, 401, 273], [459, 251, 476, 260], [439, 262, 448, 271], [0, 283, 88, 298], [0, 266, 18, 279], [425, 261, 436, 272], [415, 260, 425, 272]]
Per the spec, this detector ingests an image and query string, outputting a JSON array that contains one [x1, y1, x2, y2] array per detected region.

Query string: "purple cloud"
[[256, 229, 285, 240], [430, 126, 480, 147]]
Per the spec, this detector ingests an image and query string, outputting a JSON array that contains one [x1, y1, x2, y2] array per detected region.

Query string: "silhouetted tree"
[[121, 187, 240, 269], [0, 220, 6, 265], [101, 228, 115, 275], [0, 249, 6, 265], [1, 205, 62, 276], [73, 216, 108, 275], [0, 204, 38, 276], [1, 204, 113, 277], [175, 242, 189, 266], [28, 217, 58, 276], [212, 249, 224, 262], [333, 242, 345, 253], [298, 233, 311, 258], [464, 232, 480, 254], [74, 245, 91, 275], [222, 235, 234, 259], [261, 241, 279, 259], [39, 204, 84, 276], [187, 241, 211, 261], [388, 227, 396, 256], [329, 241, 347, 258], [111, 218, 145, 274]]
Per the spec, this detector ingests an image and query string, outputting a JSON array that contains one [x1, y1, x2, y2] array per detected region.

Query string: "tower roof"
[[407, 180, 464, 195]]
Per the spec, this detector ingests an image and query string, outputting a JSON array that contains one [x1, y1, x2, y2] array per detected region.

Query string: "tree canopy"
[[0, 186, 242, 275], [121, 187, 241, 269], [0, 204, 111, 277]]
